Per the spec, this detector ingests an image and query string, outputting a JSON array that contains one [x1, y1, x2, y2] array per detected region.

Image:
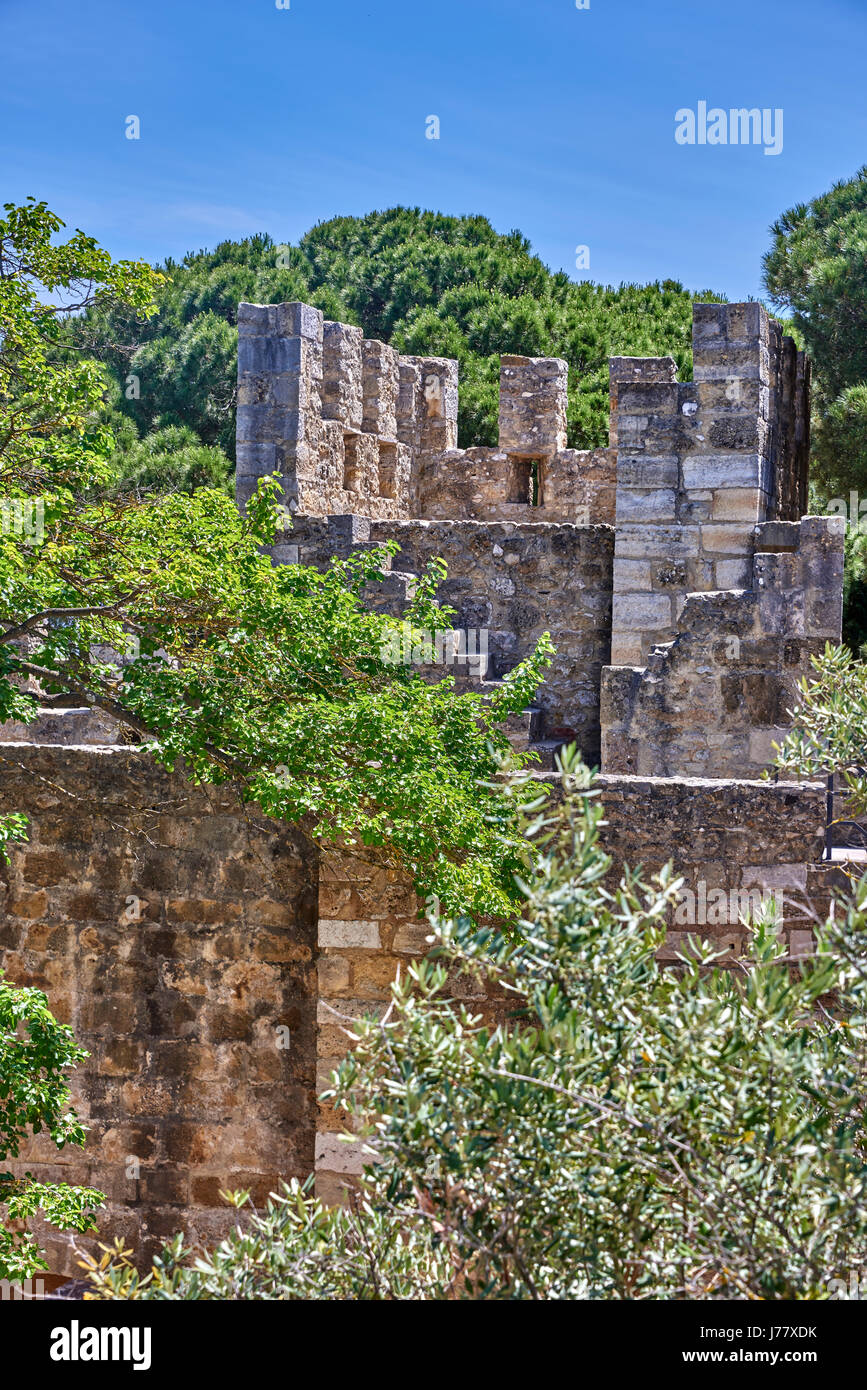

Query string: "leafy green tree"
[[79, 1184, 452, 1300], [0, 197, 159, 848], [773, 643, 867, 817], [1, 199, 550, 920], [72, 208, 725, 475], [105, 424, 233, 498], [764, 170, 867, 650], [764, 167, 867, 499], [0, 199, 161, 493], [0, 972, 104, 1282], [814, 384, 867, 504], [842, 527, 867, 659], [122, 312, 239, 457], [84, 754, 867, 1301]]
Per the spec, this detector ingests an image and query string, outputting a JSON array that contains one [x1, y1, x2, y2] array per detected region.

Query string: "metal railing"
[[824, 767, 867, 861]]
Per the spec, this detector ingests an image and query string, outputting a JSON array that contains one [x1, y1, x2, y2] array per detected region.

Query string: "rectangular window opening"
[[343, 433, 361, 492], [507, 457, 543, 506]]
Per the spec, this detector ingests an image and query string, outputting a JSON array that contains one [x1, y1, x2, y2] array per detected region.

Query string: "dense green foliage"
[[85, 753, 867, 1300], [103, 421, 233, 499], [0, 196, 160, 852], [774, 643, 867, 811], [1, 200, 551, 928], [0, 972, 104, 1281], [763, 168, 867, 653], [843, 530, 867, 658], [764, 167, 867, 501], [71, 208, 725, 484]]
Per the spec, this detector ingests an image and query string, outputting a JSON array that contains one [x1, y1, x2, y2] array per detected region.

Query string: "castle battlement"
[[236, 300, 615, 524], [231, 295, 834, 783], [235, 300, 457, 520], [235, 299, 809, 543]]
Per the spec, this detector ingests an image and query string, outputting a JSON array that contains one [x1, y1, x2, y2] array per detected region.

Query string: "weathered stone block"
[[275, 301, 324, 341], [615, 382, 679, 415], [238, 335, 303, 377], [678, 493, 713, 523], [694, 348, 768, 383], [322, 321, 363, 431], [318, 954, 351, 994], [617, 454, 679, 489], [609, 356, 678, 385], [611, 592, 672, 631], [377, 442, 411, 500], [755, 520, 802, 552], [399, 356, 459, 456], [361, 339, 399, 440], [712, 488, 765, 523], [715, 558, 751, 588], [615, 525, 701, 561], [499, 355, 568, 457], [682, 454, 762, 490], [613, 558, 652, 591], [392, 923, 434, 955], [318, 919, 381, 950], [700, 523, 754, 554], [616, 487, 676, 523], [314, 1134, 368, 1176], [341, 431, 380, 498]]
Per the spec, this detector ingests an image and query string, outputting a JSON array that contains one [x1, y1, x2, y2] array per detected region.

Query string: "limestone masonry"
[[236, 297, 840, 776], [0, 297, 848, 1271]]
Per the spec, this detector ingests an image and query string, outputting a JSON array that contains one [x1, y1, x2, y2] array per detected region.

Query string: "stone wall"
[[278, 514, 614, 766], [416, 445, 616, 525], [601, 515, 845, 778], [596, 773, 826, 959], [314, 844, 432, 1204], [0, 739, 830, 1260], [236, 297, 817, 782], [369, 519, 613, 763], [417, 339, 614, 524], [235, 302, 451, 520], [236, 310, 615, 527], [314, 771, 828, 1195], [0, 744, 318, 1274], [234, 297, 822, 781]]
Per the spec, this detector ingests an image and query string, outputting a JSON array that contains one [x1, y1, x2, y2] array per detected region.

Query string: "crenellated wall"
[[233, 296, 831, 783], [235, 302, 460, 520], [416, 444, 616, 525], [415, 355, 616, 524], [236, 308, 616, 527]]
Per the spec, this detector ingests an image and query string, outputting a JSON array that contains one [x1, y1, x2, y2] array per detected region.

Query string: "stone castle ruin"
[[0, 297, 849, 1273], [236, 297, 840, 778]]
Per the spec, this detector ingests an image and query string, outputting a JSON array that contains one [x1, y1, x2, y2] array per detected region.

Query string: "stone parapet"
[[601, 515, 844, 779]]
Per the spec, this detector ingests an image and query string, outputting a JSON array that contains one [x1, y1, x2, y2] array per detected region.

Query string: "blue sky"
[[1, 0, 865, 299]]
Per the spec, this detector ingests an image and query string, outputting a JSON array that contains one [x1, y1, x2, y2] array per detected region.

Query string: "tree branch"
[[0, 602, 136, 645]]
